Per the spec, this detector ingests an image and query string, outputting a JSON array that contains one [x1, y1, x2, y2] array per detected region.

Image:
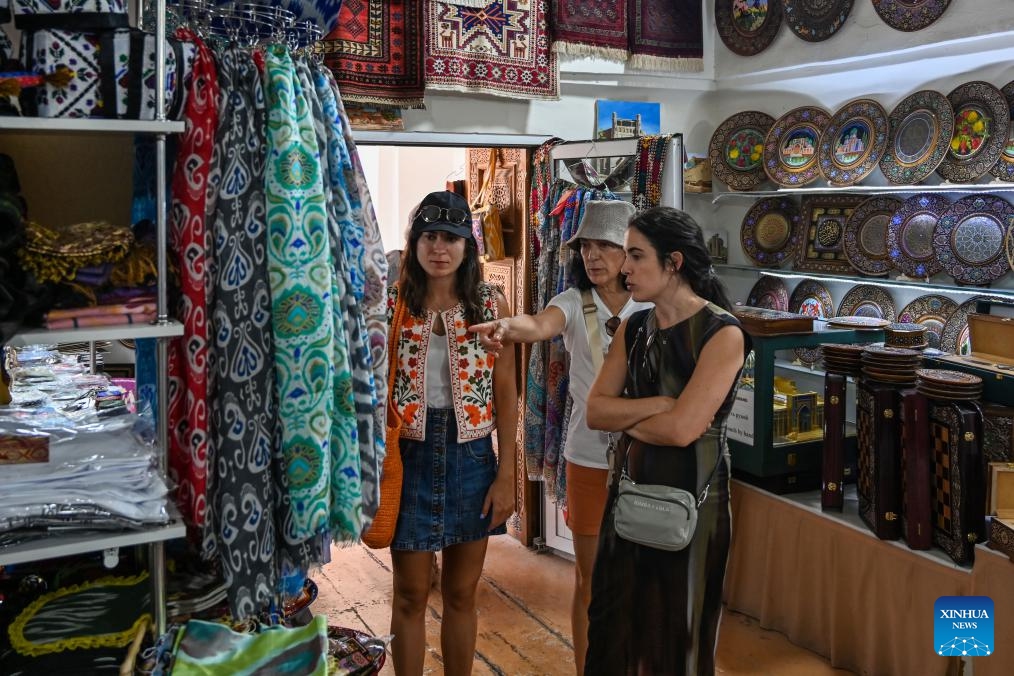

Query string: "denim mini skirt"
[[391, 408, 506, 551]]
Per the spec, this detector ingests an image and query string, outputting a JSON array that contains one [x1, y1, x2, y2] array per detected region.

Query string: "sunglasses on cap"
[[417, 204, 470, 225]]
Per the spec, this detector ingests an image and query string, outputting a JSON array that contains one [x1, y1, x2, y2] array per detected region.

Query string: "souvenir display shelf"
[[0, 0, 178, 637], [710, 181, 1014, 202]]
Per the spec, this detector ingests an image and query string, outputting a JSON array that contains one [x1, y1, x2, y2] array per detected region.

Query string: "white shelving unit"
[[0, 0, 179, 638]]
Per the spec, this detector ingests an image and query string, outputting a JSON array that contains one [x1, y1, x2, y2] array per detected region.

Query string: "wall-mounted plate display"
[[836, 284, 897, 322], [818, 98, 889, 186], [932, 194, 1014, 286], [795, 195, 864, 274], [871, 0, 952, 32], [988, 79, 1014, 182], [886, 193, 950, 279], [880, 89, 954, 185], [898, 294, 958, 349], [843, 196, 901, 276], [940, 296, 1005, 355], [715, 0, 783, 56], [936, 80, 1010, 183], [763, 106, 831, 187], [709, 110, 776, 191], [789, 279, 833, 319], [783, 0, 854, 42], [740, 196, 802, 267], [746, 276, 790, 311]]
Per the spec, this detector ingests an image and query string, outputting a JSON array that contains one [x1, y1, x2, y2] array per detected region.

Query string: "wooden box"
[[987, 462, 1014, 562], [733, 307, 814, 336], [927, 313, 1014, 406]]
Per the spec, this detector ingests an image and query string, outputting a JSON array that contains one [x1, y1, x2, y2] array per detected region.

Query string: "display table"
[[723, 481, 1012, 676]]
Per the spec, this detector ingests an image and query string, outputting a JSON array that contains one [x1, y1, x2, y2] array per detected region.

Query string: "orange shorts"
[[564, 461, 610, 537]]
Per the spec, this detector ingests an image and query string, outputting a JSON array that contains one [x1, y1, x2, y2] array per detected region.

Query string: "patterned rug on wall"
[[551, 0, 703, 72], [321, 0, 426, 108], [424, 0, 559, 101]]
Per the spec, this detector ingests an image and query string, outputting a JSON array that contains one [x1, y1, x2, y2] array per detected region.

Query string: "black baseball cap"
[[411, 190, 474, 240]]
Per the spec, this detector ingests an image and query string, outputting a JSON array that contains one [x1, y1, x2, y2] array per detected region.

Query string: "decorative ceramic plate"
[[932, 194, 1014, 285], [988, 79, 1014, 182], [783, 0, 854, 42], [715, 0, 783, 56], [880, 89, 954, 184], [871, 0, 951, 32], [886, 193, 950, 278], [818, 98, 890, 186], [936, 80, 1010, 183], [915, 368, 982, 386], [709, 111, 776, 191], [836, 283, 897, 321], [746, 276, 790, 310], [940, 295, 1004, 355], [763, 106, 832, 187], [740, 196, 802, 266], [842, 196, 901, 276], [795, 195, 865, 274], [827, 316, 891, 329], [863, 345, 920, 359], [898, 294, 958, 349], [789, 280, 833, 318]]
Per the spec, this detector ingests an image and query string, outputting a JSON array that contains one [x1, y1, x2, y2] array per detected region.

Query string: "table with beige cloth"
[[724, 480, 1013, 676]]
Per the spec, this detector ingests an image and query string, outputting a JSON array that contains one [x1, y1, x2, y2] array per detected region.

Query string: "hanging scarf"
[[327, 68, 388, 527], [205, 46, 280, 619], [299, 60, 362, 544], [263, 46, 335, 545], [129, 139, 158, 423], [631, 134, 672, 212], [168, 29, 218, 539]]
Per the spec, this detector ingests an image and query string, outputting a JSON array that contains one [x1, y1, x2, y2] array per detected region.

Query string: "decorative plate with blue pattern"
[[932, 194, 1014, 285], [886, 192, 950, 278], [783, 0, 854, 42], [898, 294, 957, 349], [936, 80, 1010, 183], [843, 196, 901, 276], [763, 106, 831, 187], [871, 0, 951, 32], [989, 79, 1014, 182], [880, 89, 954, 185], [740, 196, 802, 266], [818, 98, 889, 186]]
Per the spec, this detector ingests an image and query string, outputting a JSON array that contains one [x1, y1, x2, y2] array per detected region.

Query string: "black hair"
[[399, 229, 485, 325], [627, 207, 734, 312], [567, 247, 626, 292]]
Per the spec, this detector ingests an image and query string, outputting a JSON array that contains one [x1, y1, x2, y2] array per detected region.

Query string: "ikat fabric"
[[263, 47, 335, 545], [167, 29, 217, 540], [205, 47, 279, 619], [424, 0, 559, 101]]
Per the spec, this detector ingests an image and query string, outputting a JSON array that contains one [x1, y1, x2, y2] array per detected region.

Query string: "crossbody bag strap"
[[581, 288, 604, 373]]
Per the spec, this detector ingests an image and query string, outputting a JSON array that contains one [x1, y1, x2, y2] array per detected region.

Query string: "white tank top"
[[425, 332, 453, 409]]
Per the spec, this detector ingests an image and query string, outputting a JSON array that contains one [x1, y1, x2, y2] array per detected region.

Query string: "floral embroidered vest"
[[389, 283, 499, 442]]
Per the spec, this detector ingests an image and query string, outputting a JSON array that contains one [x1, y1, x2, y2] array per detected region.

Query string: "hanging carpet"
[[424, 0, 559, 101], [550, 0, 628, 61], [321, 0, 425, 109]]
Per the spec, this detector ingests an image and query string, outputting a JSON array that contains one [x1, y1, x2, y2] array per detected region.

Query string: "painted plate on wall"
[[898, 294, 958, 349], [932, 194, 1014, 286], [880, 89, 954, 185], [940, 296, 1005, 355], [790, 279, 833, 319], [763, 106, 832, 187], [715, 0, 783, 57], [740, 196, 802, 267], [709, 111, 776, 191], [886, 193, 951, 279], [818, 98, 890, 186], [871, 0, 951, 32], [936, 80, 1010, 183], [836, 284, 897, 322], [783, 0, 854, 42], [988, 79, 1014, 182], [843, 196, 901, 276], [746, 276, 790, 311]]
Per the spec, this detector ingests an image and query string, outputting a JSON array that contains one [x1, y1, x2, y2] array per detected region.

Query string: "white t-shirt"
[[547, 287, 652, 469], [425, 333, 453, 409]]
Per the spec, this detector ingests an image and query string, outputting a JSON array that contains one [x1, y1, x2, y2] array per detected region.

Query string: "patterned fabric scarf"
[[168, 29, 218, 539], [424, 0, 559, 101], [299, 60, 362, 543], [263, 47, 335, 545], [321, 0, 425, 108], [130, 139, 158, 424], [631, 134, 672, 212], [206, 46, 280, 619], [327, 67, 388, 527]]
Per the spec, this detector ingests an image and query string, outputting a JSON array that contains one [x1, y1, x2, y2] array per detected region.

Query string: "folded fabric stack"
[[43, 296, 155, 329]]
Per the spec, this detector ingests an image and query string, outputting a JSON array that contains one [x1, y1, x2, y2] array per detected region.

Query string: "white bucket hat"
[[565, 200, 636, 251]]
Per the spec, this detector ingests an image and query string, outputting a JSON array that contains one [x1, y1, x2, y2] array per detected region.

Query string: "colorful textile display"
[[550, 0, 703, 72], [631, 134, 673, 212], [167, 29, 217, 542], [321, 0, 425, 108], [424, 0, 559, 101]]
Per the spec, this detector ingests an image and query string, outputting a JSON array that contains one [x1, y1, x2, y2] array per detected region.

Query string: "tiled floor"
[[313, 536, 854, 675]]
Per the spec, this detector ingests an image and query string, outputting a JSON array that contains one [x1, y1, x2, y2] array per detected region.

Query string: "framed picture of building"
[[595, 99, 661, 139]]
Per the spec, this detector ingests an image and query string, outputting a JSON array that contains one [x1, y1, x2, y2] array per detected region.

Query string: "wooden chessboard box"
[[927, 313, 1014, 406], [987, 462, 1014, 562], [733, 307, 814, 336]]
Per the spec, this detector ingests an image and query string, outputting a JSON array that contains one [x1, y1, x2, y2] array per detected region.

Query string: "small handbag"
[[361, 295, 407, 549], [470, 148, 507, 261]]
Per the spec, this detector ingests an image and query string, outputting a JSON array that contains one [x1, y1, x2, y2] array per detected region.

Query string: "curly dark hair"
[[398, 231, 486, 325]]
